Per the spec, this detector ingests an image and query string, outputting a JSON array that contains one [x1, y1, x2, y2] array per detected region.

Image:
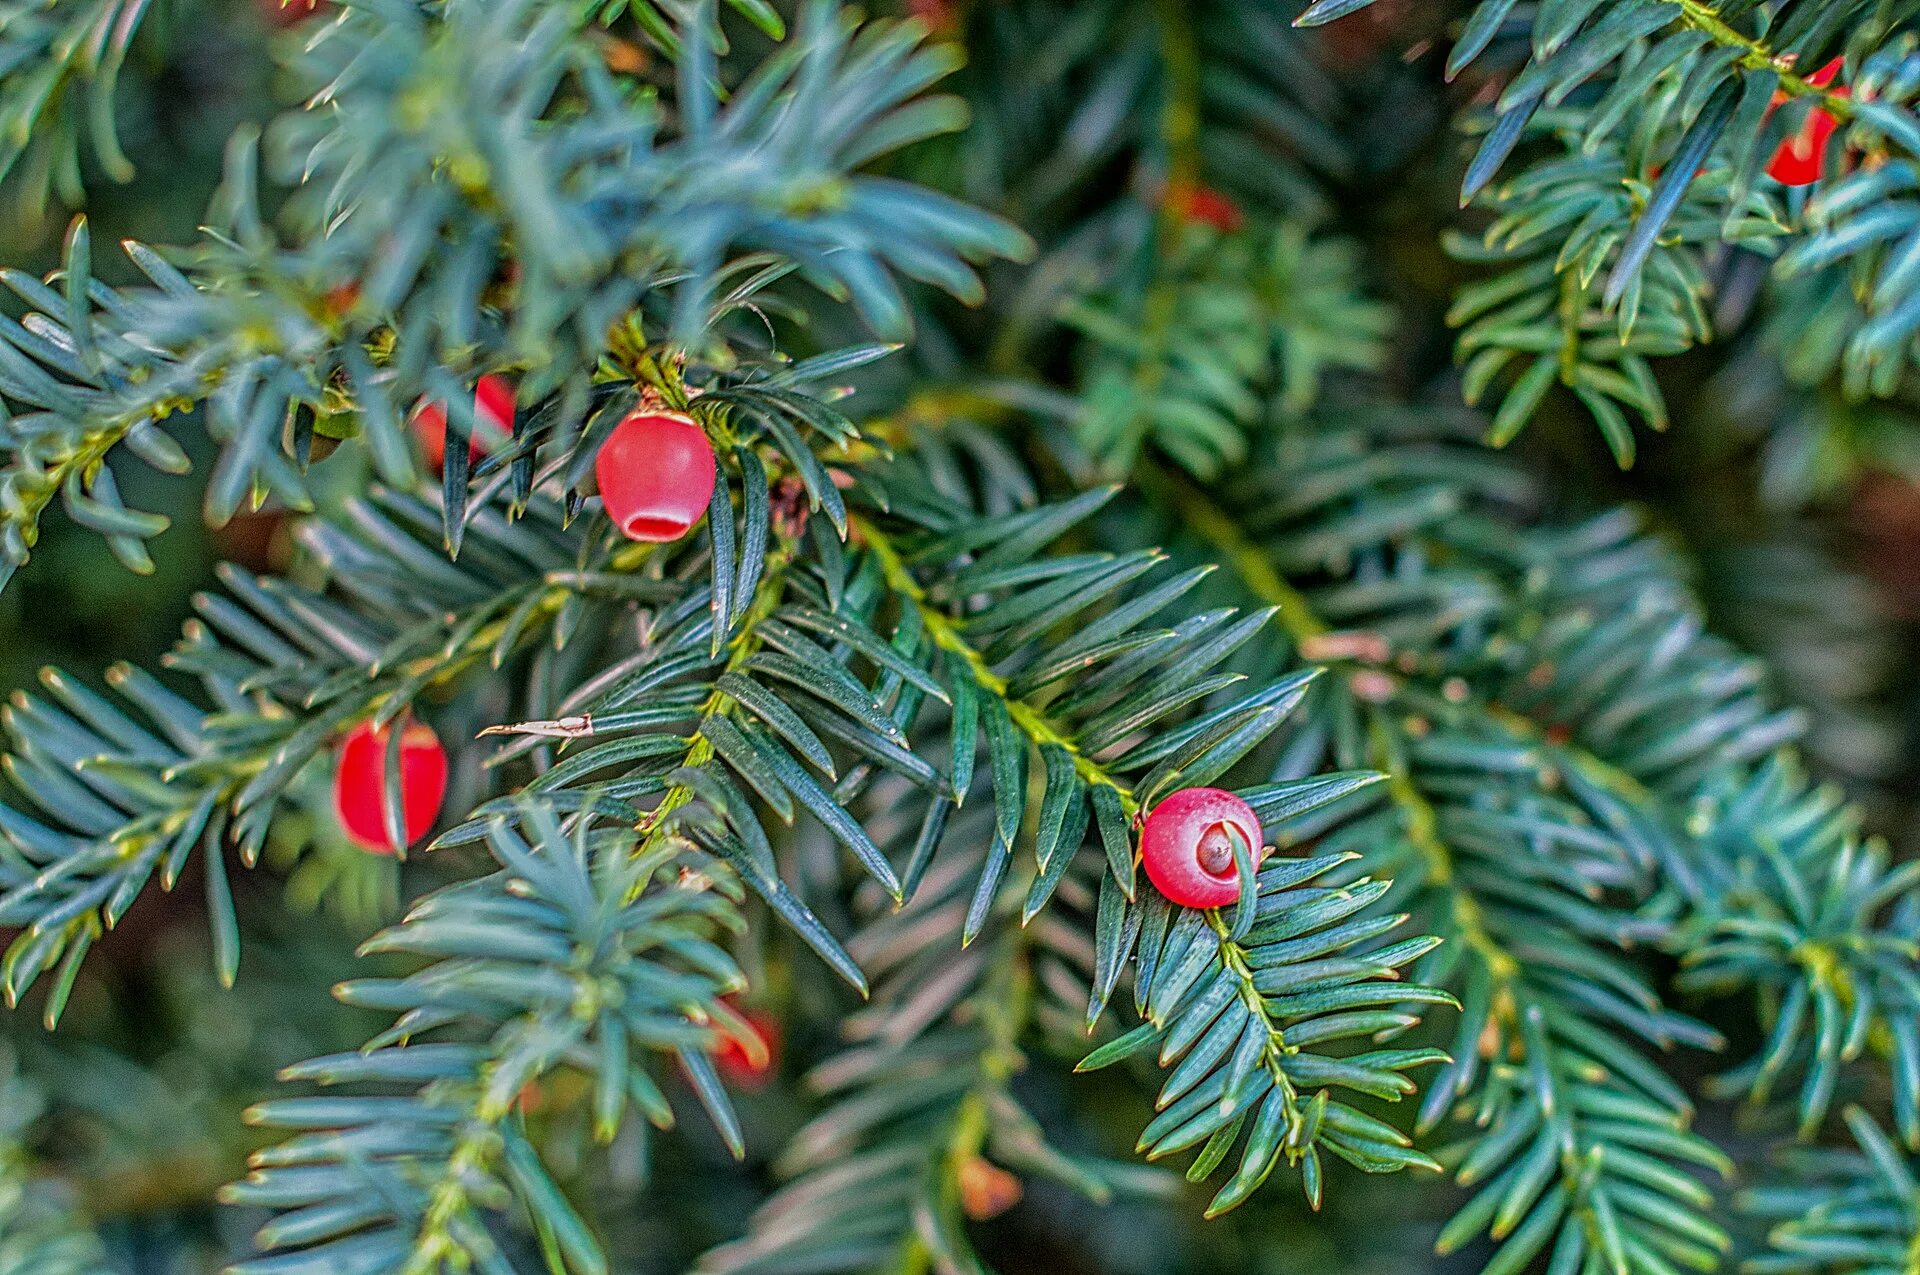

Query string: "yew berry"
[[1140, 787, 1263, 909], [715, 1005, 779, 1089], [331, 719, 449, 853], [1166, 180, 1244, 233], [413, 375, 516, 471], [1767, 58, 1850, 187], [595, 409, 717, 543]]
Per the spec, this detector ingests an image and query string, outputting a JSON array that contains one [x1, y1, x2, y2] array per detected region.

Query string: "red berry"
[[714, 1005, 778, 1089], [595, 409, 717, 543], [1767, 59, 1850, 187], [1140, 787, 1263, 909], [413, 375, 516, 472], [331, 719, 449, 853], [1165, 180, 1244, 233]]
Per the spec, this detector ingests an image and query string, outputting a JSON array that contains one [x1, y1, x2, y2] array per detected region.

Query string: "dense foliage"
[[0, 2, 1916, 1273]]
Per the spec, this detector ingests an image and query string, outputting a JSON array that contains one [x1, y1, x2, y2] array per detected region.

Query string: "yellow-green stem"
[[1672, 0, 1856, 118], [857, 512, 1139, 816], [1206, 911, 1303, 1111]]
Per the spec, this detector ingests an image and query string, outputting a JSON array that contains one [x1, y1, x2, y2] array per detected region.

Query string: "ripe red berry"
[[595, 409, 717, 543], [331, 719, 449, 853], [1140, 787, 1263, 909], [413, 375, 516, 472], [714, 1005, 779, 1089], [1767, 58, 1850, 187]]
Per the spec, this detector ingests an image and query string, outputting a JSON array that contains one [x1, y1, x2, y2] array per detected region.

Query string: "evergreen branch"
[[1065, 221, 1391, 477], [0, 0, 151, 205], [1299, 0, 1854, 114], [0, 1, 1028, 588], [847, 459, 1322, 937], [227, 805, 753, 1275], [5, 4, 1917, 1272], [0, 488, 625, 1011], [0, 370, 909, 1006], [858, 510, 1140, 815], [1080, 824, 1450, 1216], [696, 813, 1099, 1274], [694, 434, 1455, 1235], [1491, 515, 1920, 1135], [1740, 1107, 1920, 1274], [1204, 401, 1920, 1268], [1032, 5, 1386, 478], [1129, 411, 1795, 1272], [1448, 117, 1787, 463], [1300, 1, 1920, 448]]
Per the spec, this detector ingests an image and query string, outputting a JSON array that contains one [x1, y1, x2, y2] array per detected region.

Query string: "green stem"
[[1367, 713, 1519, 983], [1153, 0, 1204, 195], [1155, 472, 1657, 822], [1556, 270, 1584, 386], [1670, 0, 1856, 118], [1205, 911, 1305, 1116], [1140, 468, 1328, 643], [403, 550, 795, 1269], [858, 512, 1139, 816], [633, 540, 797, 849]]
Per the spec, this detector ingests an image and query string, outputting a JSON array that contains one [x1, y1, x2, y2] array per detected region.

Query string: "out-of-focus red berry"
[[715, 1005, 779, 1089], [413, 375, 516, 472], [1165, 180, 1244, 233]]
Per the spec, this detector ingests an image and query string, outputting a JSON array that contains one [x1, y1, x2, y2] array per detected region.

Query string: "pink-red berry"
[[332, 719, 449, 853], [1140, 787, 1263, 909], [595, 409, 717, 543]]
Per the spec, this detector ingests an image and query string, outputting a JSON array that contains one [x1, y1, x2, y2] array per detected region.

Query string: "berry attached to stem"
[[595, 409, 718, 543], [1140, 787, 1263, 909], [1767, 58, 1850, 187], [331, 719, 449, 853]]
